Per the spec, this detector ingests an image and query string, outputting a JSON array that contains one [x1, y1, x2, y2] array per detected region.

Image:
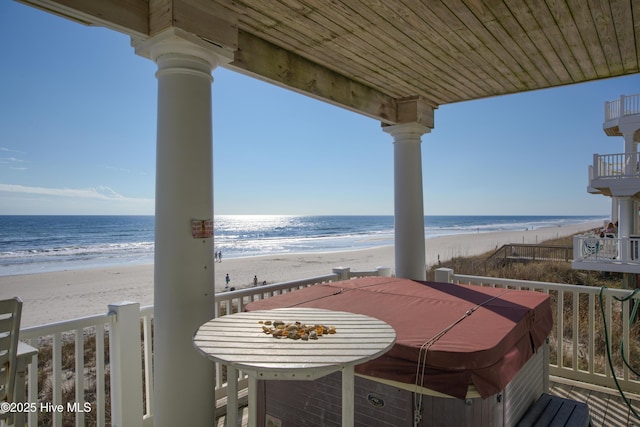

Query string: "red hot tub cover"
[[245, 277, 552, 399]]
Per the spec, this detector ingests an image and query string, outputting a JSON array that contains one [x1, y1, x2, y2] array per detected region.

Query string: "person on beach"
[[214, 251, 218, 262], [225, 273, 230, 289], [218, 251, 223, 262], [253, 275, 258, 287]]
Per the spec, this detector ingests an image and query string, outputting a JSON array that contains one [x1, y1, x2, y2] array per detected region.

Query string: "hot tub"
[[246, 277, 552, 427]]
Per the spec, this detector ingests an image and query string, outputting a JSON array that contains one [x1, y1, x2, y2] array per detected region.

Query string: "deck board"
[[548, 381, 640, 427]]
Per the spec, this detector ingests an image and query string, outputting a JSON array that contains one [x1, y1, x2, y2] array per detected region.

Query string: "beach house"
[[572, 95, 640, 287], [7, 1, 640, 426]]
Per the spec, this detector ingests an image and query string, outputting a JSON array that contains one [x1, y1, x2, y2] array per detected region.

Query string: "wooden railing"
[[486, 243, 572, 268]]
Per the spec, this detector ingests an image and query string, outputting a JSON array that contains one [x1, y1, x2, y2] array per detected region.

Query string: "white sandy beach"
[[0, 221, 601, 327]]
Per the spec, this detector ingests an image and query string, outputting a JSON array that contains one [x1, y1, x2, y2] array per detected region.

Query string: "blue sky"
[[0, 2, 633, 216]]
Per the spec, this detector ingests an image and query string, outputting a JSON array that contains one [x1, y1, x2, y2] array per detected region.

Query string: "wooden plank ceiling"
[[21, 0, 640, 123], [216, 0, 639, 105]]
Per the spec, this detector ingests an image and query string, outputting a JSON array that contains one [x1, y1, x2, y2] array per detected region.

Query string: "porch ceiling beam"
[[149, 0, 239, 49], [228, 29, 397, 125]]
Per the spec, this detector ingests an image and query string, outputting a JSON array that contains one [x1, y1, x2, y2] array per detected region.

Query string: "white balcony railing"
[[573, 234, 640, 267], [592, 152, 640, 180], [605, 94, 640, 121], [13, 266, 387, 427], [19, 311, 115, 427], [13, 265, 640, 426], [434, 268, 640, 395]]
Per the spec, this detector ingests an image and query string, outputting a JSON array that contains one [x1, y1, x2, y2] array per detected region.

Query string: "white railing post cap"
[[376, 266, 392, 277], [434, 268, 454, 283], [108, 301, 140, 309]]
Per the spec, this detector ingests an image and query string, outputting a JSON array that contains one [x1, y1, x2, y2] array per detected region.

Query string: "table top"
[[193, 307, 396, 380]]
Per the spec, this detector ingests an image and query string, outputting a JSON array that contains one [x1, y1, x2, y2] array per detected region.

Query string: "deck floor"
[[216, 381, 640, 426], [550, 381, 640, 427]]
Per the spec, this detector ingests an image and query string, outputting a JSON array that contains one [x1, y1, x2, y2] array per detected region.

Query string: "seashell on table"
[[258, 320, 337, 340]]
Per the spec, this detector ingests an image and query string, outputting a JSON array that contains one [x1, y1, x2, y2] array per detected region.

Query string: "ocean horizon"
[[0, 214, 606, 276]]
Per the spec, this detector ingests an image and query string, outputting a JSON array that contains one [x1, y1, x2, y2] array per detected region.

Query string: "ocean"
[[0, 215, 605, 276]]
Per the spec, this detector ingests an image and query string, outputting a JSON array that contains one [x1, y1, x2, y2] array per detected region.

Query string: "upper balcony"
[[604, 94, 640, 136], [588, 152, 640, 198]]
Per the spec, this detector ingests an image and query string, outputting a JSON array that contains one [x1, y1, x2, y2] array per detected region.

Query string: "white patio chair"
[[0, 298, 22, 413], [582, 238, 600, 259], [0, 297, 36, 427]]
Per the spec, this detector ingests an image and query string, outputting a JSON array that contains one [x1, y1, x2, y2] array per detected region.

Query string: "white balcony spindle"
[[588, 293, 595, 375], [74, 329, 85, 427], [96, 324, 106, 427], [142, 312, 154, 420], [572, 292, 579, 372], [557, 291, 564, 369], [53, 332, 62, 427], [622, 300, 630, 382], [26, 337, 38, 427], [604, 295, 613, 379]]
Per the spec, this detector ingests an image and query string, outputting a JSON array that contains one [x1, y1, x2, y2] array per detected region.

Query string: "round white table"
[[193, 307, 396, 427]]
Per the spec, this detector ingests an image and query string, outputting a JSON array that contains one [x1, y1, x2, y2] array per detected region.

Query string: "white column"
[[383, 122, 431, 280], [618, 118, 639, 176], [619, 197, 634, 239], [623, 132, 637, 175], [620, 197, 635, 287], [134, 29, 232, 427]]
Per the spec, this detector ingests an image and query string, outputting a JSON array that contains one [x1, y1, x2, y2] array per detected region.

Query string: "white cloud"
[[105, 165, 148, 176], [0, 148, 26, 154], [0, 149, 28, 170], [0, 184, 121, 199], [0, 157, 26, 165], [0, 184, 154, 215]]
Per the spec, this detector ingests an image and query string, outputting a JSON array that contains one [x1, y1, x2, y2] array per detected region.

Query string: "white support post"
[[341, 365, 355, 427], [134, 28, 233, 427], [332, 267, 351, 281], [624, 132, 636, 176], [383, 122, 431, 280], [226, 366, 238, 427], [434, 268, 454, 283], [619, 197, 634, 269], [612, 197, 620, 224], [376, 266, 392, 277], [108, 301, 144, 427]]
